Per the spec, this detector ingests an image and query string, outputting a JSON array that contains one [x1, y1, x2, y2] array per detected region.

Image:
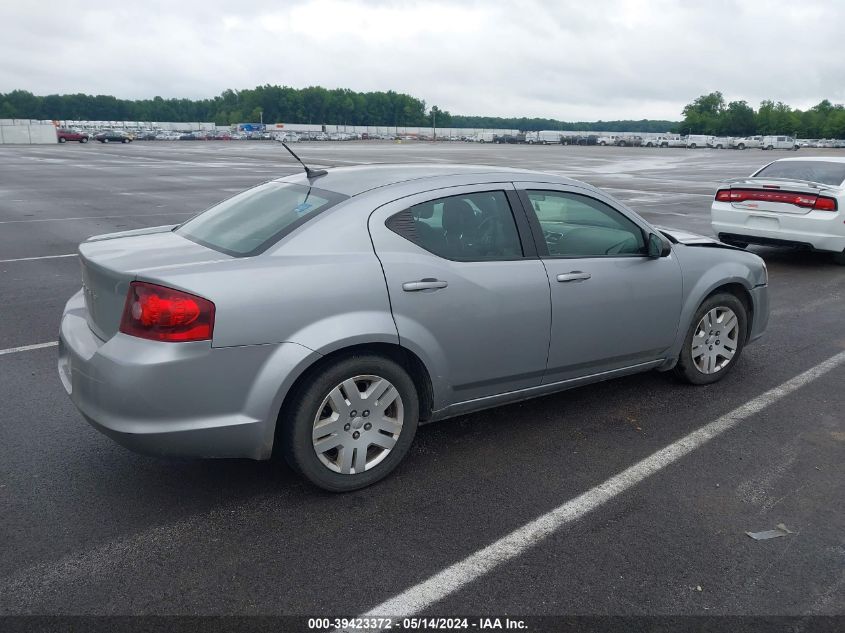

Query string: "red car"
[[57, 129, 90, 143]]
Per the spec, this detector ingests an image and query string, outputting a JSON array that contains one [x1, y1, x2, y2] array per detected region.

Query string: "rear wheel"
[[58, 137, 67, 143], [281, 354, 420, 492], [103, 138, 109, 143], [80, 137, 88, 143], [737, 143, 745, 150], [674, 293, 747, 385]]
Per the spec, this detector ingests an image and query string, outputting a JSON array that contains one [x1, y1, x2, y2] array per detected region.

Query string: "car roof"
[[275, 163, 583, 196], [771, 156, 845, 164]]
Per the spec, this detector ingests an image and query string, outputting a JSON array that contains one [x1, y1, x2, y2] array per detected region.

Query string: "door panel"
[[515, 184, 683, 382], [368, 185, 552, 407], [541, 256, 682, 382]]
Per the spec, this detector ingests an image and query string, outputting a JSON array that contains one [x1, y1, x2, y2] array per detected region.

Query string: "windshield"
[[176, 181, 347, 257], [754, 161, 845, 186]]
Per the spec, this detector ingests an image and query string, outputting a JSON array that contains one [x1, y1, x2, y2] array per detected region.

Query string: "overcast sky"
[[2, 0, 843, 121]]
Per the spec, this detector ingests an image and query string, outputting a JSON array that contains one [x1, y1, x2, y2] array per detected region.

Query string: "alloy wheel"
[[691, 307, 739, 374], [311, 375, 404, 475]]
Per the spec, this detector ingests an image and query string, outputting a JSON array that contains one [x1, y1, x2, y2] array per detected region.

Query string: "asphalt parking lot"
[[0, 141, 843, 625]]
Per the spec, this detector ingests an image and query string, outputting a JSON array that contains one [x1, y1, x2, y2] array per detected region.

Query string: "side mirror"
[[647, 232, 671, 258]]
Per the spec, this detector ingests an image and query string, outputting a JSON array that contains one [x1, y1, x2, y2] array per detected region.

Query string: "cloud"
[[1, 0, 843, 121]]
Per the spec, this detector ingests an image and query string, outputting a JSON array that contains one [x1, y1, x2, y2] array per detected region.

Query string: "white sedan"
[[712, 157, 845, 264]]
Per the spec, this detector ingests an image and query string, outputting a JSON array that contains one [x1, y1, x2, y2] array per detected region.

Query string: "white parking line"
[[0, 341, 58, 356], [362, 349, 845, 618], [0, 254, 76, 263]]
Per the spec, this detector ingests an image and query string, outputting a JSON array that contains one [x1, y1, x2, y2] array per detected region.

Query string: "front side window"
[[387, 190, 523, 261], [177, 181, 347, 256], [525, 190, 646, 257]]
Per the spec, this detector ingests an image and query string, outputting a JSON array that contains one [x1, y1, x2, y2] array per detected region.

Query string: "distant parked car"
[[730, 136, 763, 150], [708, 137, 729, 149], [57, 129, 89, 144], [761, 136, 799, 151], [597, 135, 617, 146], [659, 136, 687, 148], [712, 156, 845, 264], [95, 131, 132, 144], [134, 131, 157, 141], [686, 135, 711, 149], [525, 131, 562, 145]]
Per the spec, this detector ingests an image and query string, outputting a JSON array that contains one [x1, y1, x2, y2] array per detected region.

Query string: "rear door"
[[368, 184, 552, 407], [514, 183, 683, 383]]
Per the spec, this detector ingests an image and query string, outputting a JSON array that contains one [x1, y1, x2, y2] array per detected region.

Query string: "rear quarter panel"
[[135, 198, 399, 352]]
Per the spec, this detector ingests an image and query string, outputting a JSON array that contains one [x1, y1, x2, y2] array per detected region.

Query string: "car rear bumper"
[[58, 290, 319, 460], [712, 203, 845, 253]]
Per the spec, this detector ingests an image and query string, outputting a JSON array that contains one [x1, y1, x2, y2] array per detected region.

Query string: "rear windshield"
[[176, 181, 347, 256], [754, 161, 845, 186]]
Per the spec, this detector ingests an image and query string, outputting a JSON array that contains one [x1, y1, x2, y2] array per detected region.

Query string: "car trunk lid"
[[717, 177, 838, 215], [78, 225, 230, 340]]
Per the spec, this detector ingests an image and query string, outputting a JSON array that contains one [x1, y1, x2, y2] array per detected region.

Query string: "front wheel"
[[674, 293, 747, 385], [281, 354, 420, 492], [103, 138, 109, 143], [58, 137, 67, 143], [80, 137, 89, 143], [737, 143, 745, 150]]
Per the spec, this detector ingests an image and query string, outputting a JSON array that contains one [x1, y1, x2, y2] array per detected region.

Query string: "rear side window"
[[754, 161, 845, 186], [386, 190, 523, 261], [176, 181, 347, 256]]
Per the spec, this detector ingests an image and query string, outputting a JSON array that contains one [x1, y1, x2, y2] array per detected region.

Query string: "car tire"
[[716, 144, 723, 149], [600, 141, 606, 146], [122, 138, 129, 143], [737, 143, 745, 150], [80, 137, 88, 143], [58, 137, 67, 143], [280, 354, 420, 492], [674, 293, 748, 385], [103, 138, 109, 143], [689, 143, 696, 149]]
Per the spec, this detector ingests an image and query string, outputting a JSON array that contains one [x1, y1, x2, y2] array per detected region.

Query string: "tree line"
[[1, 85, 674, 132], [2, 85, 843, 137], [678, 92, 845, 138]]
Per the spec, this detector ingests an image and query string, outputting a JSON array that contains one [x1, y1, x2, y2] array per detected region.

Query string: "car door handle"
[[402, 279, 448, 292], [556, 271, 592, 283]]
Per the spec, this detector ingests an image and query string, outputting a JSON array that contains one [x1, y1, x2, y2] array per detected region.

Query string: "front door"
[[515, 184, 683, 384]]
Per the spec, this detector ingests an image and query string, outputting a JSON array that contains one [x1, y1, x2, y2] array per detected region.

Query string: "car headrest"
[[414, 203, 434, 219], [442, 198, 478, 234]]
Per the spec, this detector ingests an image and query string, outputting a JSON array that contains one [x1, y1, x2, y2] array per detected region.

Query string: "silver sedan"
[[59, 164, 769, 491]]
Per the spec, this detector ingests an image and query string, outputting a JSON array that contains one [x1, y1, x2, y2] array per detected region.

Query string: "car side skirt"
[[428, 359, 665, 423]]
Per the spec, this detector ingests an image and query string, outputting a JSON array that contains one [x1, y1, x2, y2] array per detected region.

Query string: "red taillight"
[[814, 196, 838, 211], [120, 281, 215, 342], [715, 188, 838, 211]]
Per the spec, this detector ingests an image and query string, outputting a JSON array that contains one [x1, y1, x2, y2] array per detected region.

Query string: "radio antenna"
[[277, 140, 327, 179]]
